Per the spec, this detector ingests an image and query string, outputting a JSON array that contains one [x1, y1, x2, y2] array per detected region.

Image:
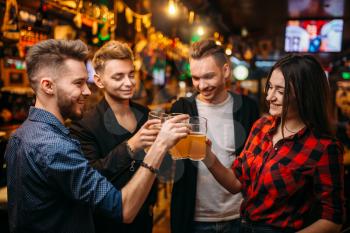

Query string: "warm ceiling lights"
[[197, 26, 204, 36], [168, 0, 177, 16], [225, 47, 232, 56]]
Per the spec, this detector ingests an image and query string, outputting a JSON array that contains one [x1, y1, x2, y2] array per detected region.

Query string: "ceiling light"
[[197, 26, 204, 36], [168, 0, 177, 16], [225, 47, 232, 56], [215, 40, 222, 46]]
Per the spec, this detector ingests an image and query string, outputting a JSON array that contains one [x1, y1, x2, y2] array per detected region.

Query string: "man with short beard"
[[4, 39, 189, 233]]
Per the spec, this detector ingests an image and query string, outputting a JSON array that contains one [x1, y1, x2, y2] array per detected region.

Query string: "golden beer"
[[188, 133, 206, 161], [170, 133, 206, 160], [170, 137, 190, 159], [169, 115, 207, 160]]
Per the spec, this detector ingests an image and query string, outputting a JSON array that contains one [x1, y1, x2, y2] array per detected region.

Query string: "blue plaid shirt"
[[5, 107, 122, 233]]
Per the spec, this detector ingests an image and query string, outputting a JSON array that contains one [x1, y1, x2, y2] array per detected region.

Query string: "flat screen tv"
[[284, 19, 343, 52]]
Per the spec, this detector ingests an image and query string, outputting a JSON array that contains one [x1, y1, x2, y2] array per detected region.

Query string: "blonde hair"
[[92, 40, 134, 74]]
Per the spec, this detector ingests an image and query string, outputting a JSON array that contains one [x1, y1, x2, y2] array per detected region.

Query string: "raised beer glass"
[[188, 116, 207, 161], [169, 115, 207, 161], [145, 110, 168, 152]]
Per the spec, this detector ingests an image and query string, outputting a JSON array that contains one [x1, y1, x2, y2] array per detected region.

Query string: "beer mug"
[[145, 110, 168, 152], [188, 116, 207, 161], [169, 115, 207, 161], [148, 110, 167, 130], [168, 113, 190, 160]]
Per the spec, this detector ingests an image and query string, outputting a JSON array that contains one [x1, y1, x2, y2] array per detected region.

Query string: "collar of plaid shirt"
[[233, 116, 344, 230]]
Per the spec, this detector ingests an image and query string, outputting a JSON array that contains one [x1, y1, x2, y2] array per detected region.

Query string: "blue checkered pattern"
[[5, 107, 122, 233]]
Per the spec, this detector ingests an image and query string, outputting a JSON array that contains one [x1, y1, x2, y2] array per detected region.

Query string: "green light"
[[342, 72, 350, 80], [179, 74, 186, 80], [191, 34, 200, 43], [98, 32, 110, 41]]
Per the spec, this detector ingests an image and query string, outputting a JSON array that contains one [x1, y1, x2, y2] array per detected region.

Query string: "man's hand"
[[155, 114, 190, 150], [127, 119, 160, 152], [121, 114, 189, 223]]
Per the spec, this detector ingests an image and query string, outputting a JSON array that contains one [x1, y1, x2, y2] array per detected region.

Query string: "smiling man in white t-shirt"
[[170, 39, 259, 233]]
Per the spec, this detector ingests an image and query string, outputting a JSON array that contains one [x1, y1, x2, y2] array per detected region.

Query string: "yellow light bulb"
[[225, 48, 232, 56], [197, 26, 204, 36], [168, 1, 177, 16]]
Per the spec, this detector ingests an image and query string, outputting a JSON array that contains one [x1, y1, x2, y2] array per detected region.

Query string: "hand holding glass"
[[170, 116, 207, 161], [144, 111, 167, 152], [148, 110, 168, 129]]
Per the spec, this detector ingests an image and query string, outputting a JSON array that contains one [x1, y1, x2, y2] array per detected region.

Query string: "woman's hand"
[[202, 138, 242, 194], [203, 138, 216, 167]]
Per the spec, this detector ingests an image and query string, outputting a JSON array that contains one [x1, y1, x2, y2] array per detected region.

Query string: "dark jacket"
[[70, 98, 157, 233], [170, 92, 259, 233]]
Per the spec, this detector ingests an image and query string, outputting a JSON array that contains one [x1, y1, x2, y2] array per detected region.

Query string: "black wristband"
[[140, 161, 159, 176]]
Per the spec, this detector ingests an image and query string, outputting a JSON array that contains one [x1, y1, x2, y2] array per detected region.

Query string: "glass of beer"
[[148, 110, 167, 129], [145, 110, 168, 152], [188, 116, 207, 161], [168, 113, 190, 160], [169, 115, 207, 161]]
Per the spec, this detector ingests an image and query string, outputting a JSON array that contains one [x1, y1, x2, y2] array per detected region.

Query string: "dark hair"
[[190, 39, 228, 67], [26, 39, 88, 91], [265, 54, 332, 136]]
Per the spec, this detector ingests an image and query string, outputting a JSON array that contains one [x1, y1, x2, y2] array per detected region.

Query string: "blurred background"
[[0, 0, 350, 232]]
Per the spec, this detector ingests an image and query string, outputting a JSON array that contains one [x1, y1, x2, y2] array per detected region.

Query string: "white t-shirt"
[[194, 94, 242, 222]]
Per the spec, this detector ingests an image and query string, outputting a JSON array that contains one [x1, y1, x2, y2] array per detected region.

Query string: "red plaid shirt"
[[232, 116, 344, 230]]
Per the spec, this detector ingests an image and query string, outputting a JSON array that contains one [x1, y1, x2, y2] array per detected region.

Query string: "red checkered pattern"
[[232, 116, 345, 230]]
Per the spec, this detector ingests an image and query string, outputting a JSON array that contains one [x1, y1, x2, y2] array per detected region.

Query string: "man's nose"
[[198, 79, 208, 90], [124, 76, 133, 86], [82, 83, 91, 96]]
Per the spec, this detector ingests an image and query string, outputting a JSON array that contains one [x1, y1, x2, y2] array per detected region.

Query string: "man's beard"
[[58, 96, 83, 121]]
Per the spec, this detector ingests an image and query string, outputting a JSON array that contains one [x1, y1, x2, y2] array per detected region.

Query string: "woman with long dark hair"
[[203, 54, 345, 233]]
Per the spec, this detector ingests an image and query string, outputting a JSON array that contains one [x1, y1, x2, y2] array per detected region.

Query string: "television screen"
[[288, 0, 345, 18], [285, 19, 343, 52]]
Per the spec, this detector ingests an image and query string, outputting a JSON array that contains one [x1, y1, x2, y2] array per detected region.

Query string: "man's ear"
[[94, 74, 104, 89], [222, 63, 231, 80], [40, 78, 54, 95]]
